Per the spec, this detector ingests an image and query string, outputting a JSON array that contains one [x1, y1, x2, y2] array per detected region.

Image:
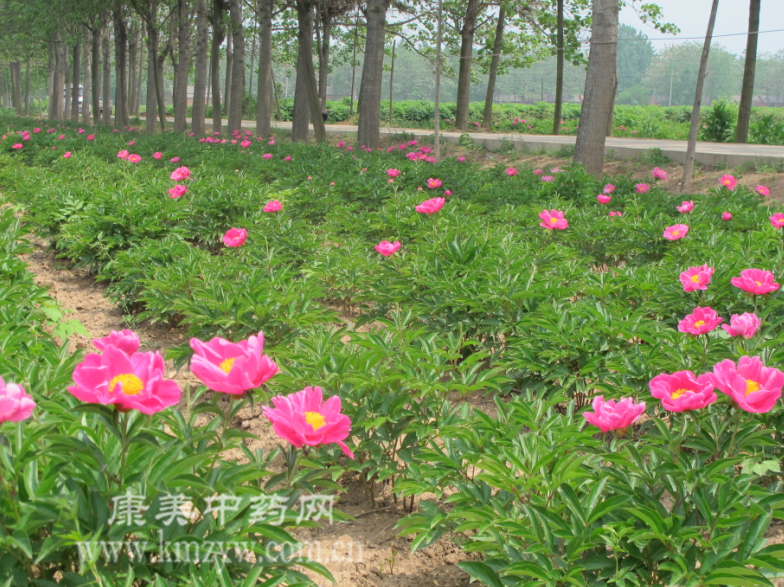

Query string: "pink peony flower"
[[649, 371, 716, 412], [127, 154, 141, 163], [285, 156, 292, 162], [532, 169, 543, 175], [264, 200, 282, 212], [652, 167, 668, 181], [57, 135, 64, 140], [505, 167, 518, 176], [583, 395, 645, 433], [731, 268, 780, 295], [336, 141, 345, 148], [444, 190, 452, 196], [222, 228, 247, 247], [770, 213, 784, 229], [189, 331, 278, 395], [541, 176, 555, 182], [597, 195, 611, 204], [12, 143, 22, 149], [170, 157, 180, 163], [170, 167, 191, 181], [387, 168, 400, 178], [680, 265, 714, 292], [153, 152, 163, 159], [635, 183, 649, 193], [539, 209, 568, 230], [416, 197, 445, 214], [711, 356, 784, 413], [427, 178, 442, 189], [608, 211, 623, 217], [262, 153, 272, 160], [678, 306, 723, 335], [375, 240, 401, 256], [68, 345, 181, 415], [0, 376, 36, 423], [603, 184, 615, 194], [663, 224, 689, 241], [719, 174, 737, 191], [676, 201, 694, 213], [723, 212, 732, 221], [263, 386, 354, 458], [722, 313, 761, 339], [456, 156, 466, 162], [268, 140, 275, 146], [241, 140, 251, 148], [757, 185, 771, 197], [168, 184, 188, 199], [63, 151, 71, 158], [93, 330, 140, 355], [87, 134, 95, 140], [117, 150, 129, 160]]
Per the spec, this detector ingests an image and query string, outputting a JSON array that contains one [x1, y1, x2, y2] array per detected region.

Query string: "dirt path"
[[19, 239, 470, 587]]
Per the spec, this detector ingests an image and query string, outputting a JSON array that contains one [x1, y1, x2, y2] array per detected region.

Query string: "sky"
[[619, 0, 784, 55]]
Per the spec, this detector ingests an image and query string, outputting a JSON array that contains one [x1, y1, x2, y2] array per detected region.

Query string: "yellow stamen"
[[690, 275, 700, 283], [305, 411, 326, 431], [220, 358, 235, 374], [756, 281, 762, 287], [745, 380, 760, 396], [694, 321, 705, 328], [108, 373, 144, 396], [672, 230, 679, 236], [671, 388, 688, 399], [550, 217, 558, 224]]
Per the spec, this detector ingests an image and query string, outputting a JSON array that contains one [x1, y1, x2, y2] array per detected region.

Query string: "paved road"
[[169, 117, 784, 168]]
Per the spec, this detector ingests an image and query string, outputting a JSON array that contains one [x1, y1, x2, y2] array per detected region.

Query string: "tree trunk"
[[71, 43, 81, 120], [154, 37, 167, 129], [317, 10, 332, 108], [552, 0, 564, 135], [128, 23, 138, 121], [82, 27, 91, 124], [91, 24, 101, 125], [605, 73, 617, 136], [24, 58, 30, 116], [192, 0, 209, 135], [735, 0, 760, 143], [255, 0, 273, 137], [63, 48, 71, 120], [114, 7, 128, 127], [228, 0, 245, 132], [102, 17, 112, 125], [682, 0, 720, 192], [175, 0, 192, 132], [482, 6, 505, 130], [10, 62, 22, 115], [135, 27, 145, 114], [292, 0, 314, 142], [47, 43, 55, 118], [573, 0, 618, 177], [356, 0, 390, 148], [146, 30, 157, 132], [349, 9, 358, 116], [454, 0, 479, 131], [224, 31, 233, 120], [211, 0, 225, 133]]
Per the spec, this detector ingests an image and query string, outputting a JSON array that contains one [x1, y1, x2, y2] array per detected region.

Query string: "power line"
[[586, 27, 784, 46]]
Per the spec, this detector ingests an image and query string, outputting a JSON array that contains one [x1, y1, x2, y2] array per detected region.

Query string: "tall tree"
[[128, 22, 139, 121], [735, 0, 760, 143], [174, 0, 192, 132], [255, 0, 273, 137], [102, 16, 112, 125], [481, 5, 504, 130], [291, 0, 326, 142], [192, 0, 209, 135], [209, 0, 226, 133], [682, 0, 720, 192], [552, 0, 564, 134], [71, 43, 80, 120], [227, 0, 245, 131], [90, 21, 101, 125], [130, 0, 168, 131], [82, 26, 91, 124], [573, 0, 618, 176], [454, 0, 480, 131], [356, 0, 390, 148]]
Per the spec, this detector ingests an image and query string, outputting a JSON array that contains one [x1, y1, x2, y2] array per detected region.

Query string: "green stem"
[[286, 446, 306, 489], [728, 409, 743, 456], [118, 411, 130, 489]]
